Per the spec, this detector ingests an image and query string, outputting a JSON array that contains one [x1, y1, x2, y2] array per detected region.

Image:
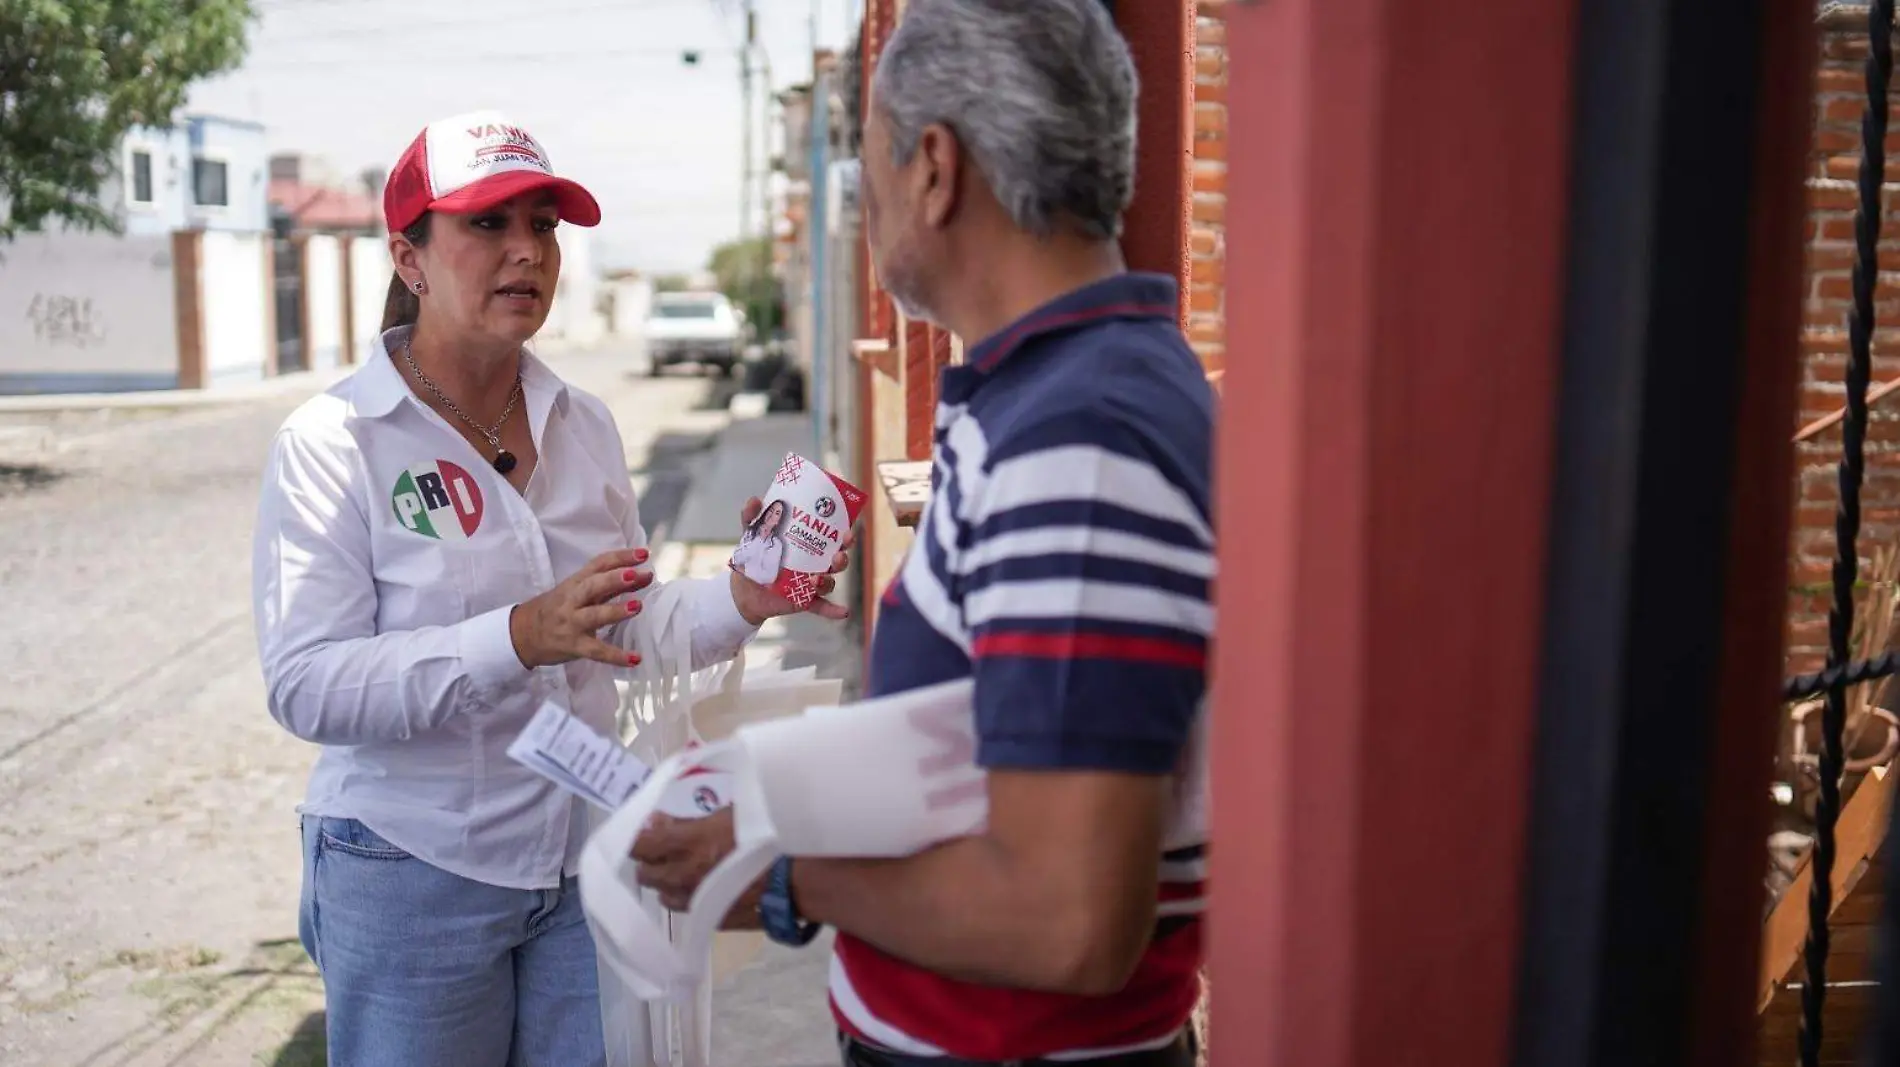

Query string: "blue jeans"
[[299, 816, 607, 1067]]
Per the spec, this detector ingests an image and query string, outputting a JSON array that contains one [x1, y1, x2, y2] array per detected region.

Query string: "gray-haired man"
[[633, 2, 1214, 1063]]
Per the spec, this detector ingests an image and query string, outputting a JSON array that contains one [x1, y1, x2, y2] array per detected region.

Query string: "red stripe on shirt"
[[971, 631, 1206, 669], [831, 919, 1202, 1061]]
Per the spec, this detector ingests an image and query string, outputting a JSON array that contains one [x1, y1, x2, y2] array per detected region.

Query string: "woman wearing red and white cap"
[[250, 111, 851, 1066]]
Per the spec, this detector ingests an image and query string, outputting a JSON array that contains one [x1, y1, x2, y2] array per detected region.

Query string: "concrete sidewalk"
[[0, 365, 353, 417], [708, 933, 842, 1067]]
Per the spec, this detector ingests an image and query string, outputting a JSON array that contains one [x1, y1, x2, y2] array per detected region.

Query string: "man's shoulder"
[[967, 323, 1214, 490], [981, 320, 1210, 429]]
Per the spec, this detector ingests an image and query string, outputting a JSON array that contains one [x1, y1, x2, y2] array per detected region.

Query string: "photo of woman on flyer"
[[730, 497, 789, 585]]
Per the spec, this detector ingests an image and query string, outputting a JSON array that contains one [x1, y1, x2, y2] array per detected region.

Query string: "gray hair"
[[872, 0, 1137, 241]]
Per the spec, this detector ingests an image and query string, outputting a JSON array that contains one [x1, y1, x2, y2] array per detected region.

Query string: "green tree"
[[706, 234, 778, 337], [0, 0, 256, 241]]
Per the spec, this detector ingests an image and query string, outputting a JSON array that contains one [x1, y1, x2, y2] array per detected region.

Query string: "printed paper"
[[508, 702, 653, 811]]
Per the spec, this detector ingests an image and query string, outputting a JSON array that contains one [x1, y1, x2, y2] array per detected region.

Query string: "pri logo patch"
[[391, 460, 484, 540]]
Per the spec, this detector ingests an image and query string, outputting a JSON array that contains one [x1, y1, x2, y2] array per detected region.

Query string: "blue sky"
[[188, 0, 856, 273]]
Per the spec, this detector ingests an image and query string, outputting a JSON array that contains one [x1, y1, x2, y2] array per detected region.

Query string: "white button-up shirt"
[[251, 328, 756, 890]]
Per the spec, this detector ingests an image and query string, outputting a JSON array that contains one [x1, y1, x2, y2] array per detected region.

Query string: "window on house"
[[192, 157, 229, 207], [129, 151, 154, 205]]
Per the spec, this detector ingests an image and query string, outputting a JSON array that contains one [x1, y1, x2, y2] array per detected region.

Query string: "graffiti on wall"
[[25, 294, 109, 347]]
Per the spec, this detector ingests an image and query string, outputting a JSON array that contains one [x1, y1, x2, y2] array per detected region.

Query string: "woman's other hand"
[[728, 496, 855, 626], [509, 548, 654, 669]]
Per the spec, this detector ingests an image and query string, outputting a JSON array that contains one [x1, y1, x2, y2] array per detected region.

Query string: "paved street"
[[0, 346, 841, 1066]]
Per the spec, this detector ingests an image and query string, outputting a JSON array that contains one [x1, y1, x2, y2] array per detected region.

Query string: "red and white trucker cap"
[[382, 110, 602, 233]]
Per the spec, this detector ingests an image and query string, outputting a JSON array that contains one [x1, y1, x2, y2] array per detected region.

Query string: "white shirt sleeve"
[[252, 428, 531, 745], [669, 570, 759, 670], [596, 430, 757, 672]]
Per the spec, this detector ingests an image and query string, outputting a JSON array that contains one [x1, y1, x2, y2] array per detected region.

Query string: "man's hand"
[[631, 808, 765, 927], [728, 496, 855, 625], [631, 809, 734, 910], [630, 772, 1176, 990], [509, 548, 653, 669]]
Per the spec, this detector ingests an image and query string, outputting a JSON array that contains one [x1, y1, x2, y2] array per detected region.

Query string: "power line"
[[262, 45, 733, 69], [250, 0, 700, 45]]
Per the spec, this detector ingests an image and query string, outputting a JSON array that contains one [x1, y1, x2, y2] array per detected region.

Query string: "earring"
[[411, 279, 426, 294]]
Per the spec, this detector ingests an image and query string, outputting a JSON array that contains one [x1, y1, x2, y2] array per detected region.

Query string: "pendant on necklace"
[[493, 450, 518, 475]]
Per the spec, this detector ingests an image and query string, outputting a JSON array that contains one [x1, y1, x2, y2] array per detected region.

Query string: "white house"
[[111, 114, 271, 235], [0, 114, 275, 395]]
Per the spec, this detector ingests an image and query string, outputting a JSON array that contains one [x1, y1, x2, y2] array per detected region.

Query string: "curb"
[[0, 366, 353, 416]]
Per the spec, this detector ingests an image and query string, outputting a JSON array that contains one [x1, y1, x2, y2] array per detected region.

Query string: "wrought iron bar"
[[1797, 4, 1893, 1064], [1785, 650, 1900, 701]]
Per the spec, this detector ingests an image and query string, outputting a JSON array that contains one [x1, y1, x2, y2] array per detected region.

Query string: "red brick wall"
[[1786, 23, 1900, 672], [1190, 4, 1227, 375]]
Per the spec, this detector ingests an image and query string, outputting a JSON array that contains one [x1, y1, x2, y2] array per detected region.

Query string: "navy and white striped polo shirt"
[[831, 271, 1216, 1061]]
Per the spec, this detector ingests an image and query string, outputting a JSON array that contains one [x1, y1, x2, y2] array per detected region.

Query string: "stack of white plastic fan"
[[585, 672, 987, 1007], [596, 581, 845, 1067]]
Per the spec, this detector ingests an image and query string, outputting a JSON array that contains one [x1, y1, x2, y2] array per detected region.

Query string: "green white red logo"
[[391, 459, 484, 540]]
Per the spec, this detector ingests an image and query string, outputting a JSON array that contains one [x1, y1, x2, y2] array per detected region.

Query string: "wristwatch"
[[758, 856, 822, 946]]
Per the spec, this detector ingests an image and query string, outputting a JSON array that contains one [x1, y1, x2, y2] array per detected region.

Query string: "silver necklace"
[[400, 338, 523, 474]]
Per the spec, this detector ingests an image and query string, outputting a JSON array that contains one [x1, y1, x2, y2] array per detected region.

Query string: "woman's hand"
[[509, 548, 654, 669], [728, 496, 855, 625]]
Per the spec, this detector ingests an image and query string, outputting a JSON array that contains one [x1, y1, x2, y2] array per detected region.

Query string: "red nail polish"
[[627, 653, 641, 666], [622, 569, 636, 582], [626, 600, 641, 614], [635, 548, 650, 563]]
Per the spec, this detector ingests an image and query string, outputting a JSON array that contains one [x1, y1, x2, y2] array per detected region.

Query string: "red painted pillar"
[[858, 0, 896, 354], [1114, 0, 1195, 327], [1210, 1, 1577, 1064], [858, 0, 900, 633], [902, 320, 935, 460]]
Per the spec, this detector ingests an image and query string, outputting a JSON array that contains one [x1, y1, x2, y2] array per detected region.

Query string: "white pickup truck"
[[642, 291, 744, 377]]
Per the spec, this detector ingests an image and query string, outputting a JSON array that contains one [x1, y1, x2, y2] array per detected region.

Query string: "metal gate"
[[274, 236, 305, 374]]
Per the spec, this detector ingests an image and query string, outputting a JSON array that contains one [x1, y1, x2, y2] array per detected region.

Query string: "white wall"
[[303, 235, 344, 371], [348, 237, 391, 362], [538, 226, 606, 349], [0, 233, 179, 394], [605, 278, 654, 336], [199, 231, 270, 386]]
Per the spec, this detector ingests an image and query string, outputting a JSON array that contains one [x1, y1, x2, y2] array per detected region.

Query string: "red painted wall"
[[1210, 1, 1576, 1062]]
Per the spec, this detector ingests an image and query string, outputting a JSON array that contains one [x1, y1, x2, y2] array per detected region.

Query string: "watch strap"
[[759, 855, 822, 946]]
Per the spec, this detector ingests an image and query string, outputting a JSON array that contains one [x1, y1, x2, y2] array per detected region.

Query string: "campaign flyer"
[[728, 453, 867, 609]]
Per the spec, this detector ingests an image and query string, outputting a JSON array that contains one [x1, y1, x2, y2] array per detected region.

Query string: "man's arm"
[[791, 769, 1170, 995], [799, 404, 1211, 994]]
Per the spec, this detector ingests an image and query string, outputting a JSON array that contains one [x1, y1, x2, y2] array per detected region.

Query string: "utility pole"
[[739, 0, 755, 253], [743, 2, 780, 337], [748, 19, 763, 307]]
